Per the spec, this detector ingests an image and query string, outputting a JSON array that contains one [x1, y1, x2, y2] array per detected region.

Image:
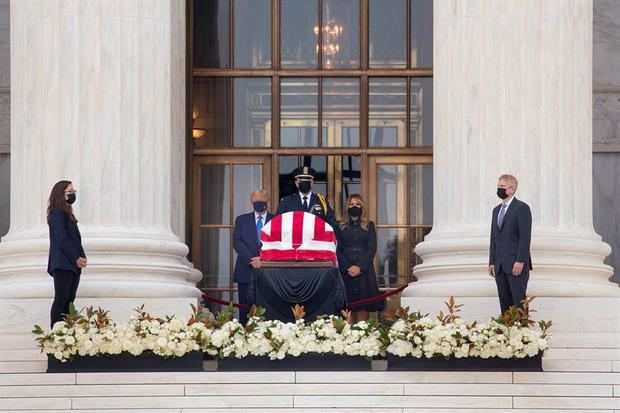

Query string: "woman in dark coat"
[[47, 180, 87, 327], [337, 194, 384, 322]]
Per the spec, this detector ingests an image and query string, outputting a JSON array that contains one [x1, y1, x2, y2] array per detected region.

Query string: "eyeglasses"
[[64, 190, 78, 194]]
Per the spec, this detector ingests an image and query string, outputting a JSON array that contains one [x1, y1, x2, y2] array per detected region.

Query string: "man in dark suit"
[[233, 189, 273, 324], [489, 174, 533, 315], [275, 166, 338, 231]]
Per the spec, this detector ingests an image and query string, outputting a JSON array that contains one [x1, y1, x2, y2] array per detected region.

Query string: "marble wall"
[[0, 0, 9, 239], [594, 0, 620, 281]]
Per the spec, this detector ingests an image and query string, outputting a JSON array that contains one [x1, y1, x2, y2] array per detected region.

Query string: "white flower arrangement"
[[385, 297, 551, 359], [34, 298, 551, 363]]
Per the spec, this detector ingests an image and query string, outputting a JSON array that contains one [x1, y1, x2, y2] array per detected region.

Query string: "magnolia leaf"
[[340, 309, 353, 324], [249, 305, 266, 319], [133, 304, 146, 315], [396, 306, 411, 318], [383, 309, 397, 322], [291, 304, 306, 321], [68, 302, 78, 316], [332, 317, 347, 334]]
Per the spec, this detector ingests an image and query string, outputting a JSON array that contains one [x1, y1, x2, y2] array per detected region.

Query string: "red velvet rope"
[[201, 294, 249, 309], [201, 283, 409, 311], [346, 283, 409, 309]]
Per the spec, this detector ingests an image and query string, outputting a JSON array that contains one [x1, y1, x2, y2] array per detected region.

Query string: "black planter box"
[[218, 354, 372, 371], [387, 352, 543, 371], [47, 351, 204, 373]]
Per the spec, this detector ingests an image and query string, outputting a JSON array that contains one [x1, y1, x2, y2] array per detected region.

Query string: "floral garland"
[[33, 298, 551, 363]]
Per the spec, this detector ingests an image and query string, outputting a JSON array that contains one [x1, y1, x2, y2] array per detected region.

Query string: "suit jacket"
[[47, 208, 86, 276], [489, 197, 533, 274], [233, 212, 273, 283], [275, 192, 338, 231]]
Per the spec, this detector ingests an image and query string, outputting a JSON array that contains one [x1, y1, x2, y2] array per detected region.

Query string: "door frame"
[[191, 155, 273, 293], [367, 154, 432, 288]]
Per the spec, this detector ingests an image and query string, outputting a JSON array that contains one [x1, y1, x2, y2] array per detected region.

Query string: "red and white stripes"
[[260, 211, 337, 263]]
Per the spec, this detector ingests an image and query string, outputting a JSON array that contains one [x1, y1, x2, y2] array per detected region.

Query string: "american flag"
[[260, 211, 337, 264]]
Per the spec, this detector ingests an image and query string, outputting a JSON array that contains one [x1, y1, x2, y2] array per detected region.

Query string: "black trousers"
[[495, 266, 529, 315], [237, 282, 249, 325], [50, 270, 81, 327]]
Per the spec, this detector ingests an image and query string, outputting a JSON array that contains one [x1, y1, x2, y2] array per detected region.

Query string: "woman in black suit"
[[337, 194, 384, 323], [47, 180, 87, 327]]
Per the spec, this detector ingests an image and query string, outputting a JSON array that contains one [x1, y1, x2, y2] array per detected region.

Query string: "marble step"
[[544, 348, 620, 360], [0, 349, 45, 362], [0, 370, 610, 386], [0, 373, 75, 386], [1, 371, 620, 412], [0, 383, 612, 398], [65, 395, 513, 410], [542, 359, 613, 372], [0, 361, 46, 373], [28, 394, 612, 410], [0, 408, 615, 413], [0, 334, 37, 350]]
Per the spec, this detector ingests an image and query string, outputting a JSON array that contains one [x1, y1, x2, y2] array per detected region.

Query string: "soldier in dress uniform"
[[275, 166, 339, 231]]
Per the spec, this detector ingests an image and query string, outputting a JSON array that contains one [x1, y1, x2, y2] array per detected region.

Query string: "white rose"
[[157, 337, 168, 347]]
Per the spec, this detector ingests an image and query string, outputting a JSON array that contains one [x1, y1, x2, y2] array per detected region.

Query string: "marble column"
[[407, 0, 619, 300], [0, 0, 201, 331]]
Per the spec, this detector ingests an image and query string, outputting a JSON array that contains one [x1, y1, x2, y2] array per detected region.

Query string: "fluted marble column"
[[407, 0, 618, 299], [0, 0, 201, 328]]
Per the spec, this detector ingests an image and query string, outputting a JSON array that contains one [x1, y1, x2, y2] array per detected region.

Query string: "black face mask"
[[253, 201, 267, 213], [497, 187, 508, 200], [66, 193, 76, 205], [298, 181, 312, 194], [348, 206, 362, 217]]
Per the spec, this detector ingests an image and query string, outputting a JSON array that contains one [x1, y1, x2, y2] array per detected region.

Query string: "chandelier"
[[314, 19, 343, 67]]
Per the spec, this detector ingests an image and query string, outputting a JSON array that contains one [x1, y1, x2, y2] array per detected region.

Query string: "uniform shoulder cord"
[[317, 193, 328, 213]]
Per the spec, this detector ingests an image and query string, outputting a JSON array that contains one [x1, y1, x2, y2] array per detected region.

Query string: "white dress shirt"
[[497, 196, 514, 226], [299, 191, 312, 209], [254, 211, 267, 224]]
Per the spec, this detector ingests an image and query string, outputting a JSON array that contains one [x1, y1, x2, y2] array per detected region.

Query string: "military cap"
[[293, 166, 316, 180]]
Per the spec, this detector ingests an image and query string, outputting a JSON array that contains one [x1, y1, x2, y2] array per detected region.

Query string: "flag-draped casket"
[[260, 211, 337, 264]]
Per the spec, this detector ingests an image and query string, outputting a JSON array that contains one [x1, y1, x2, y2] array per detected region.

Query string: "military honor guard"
[[275, 166, 339, 231]]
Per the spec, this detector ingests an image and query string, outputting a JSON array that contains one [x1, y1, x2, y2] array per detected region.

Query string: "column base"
[[412, 230, 619, 297], [0, 229, 203, 298]]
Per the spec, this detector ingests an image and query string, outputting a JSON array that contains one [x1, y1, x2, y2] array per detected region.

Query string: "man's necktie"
[[302, 196, 308, 211], [498, 204, 507, 228], [256, 215, 263, 245]]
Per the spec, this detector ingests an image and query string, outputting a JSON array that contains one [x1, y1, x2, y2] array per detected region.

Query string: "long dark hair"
[[47, 180, 77, 223]]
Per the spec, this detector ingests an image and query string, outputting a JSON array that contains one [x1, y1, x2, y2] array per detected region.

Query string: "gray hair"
[[499, 174, 518, 190]]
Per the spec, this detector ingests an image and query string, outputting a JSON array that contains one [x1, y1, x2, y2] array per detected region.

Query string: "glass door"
[[368, 155, 433, 289], [192, 156, 272, 313]]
